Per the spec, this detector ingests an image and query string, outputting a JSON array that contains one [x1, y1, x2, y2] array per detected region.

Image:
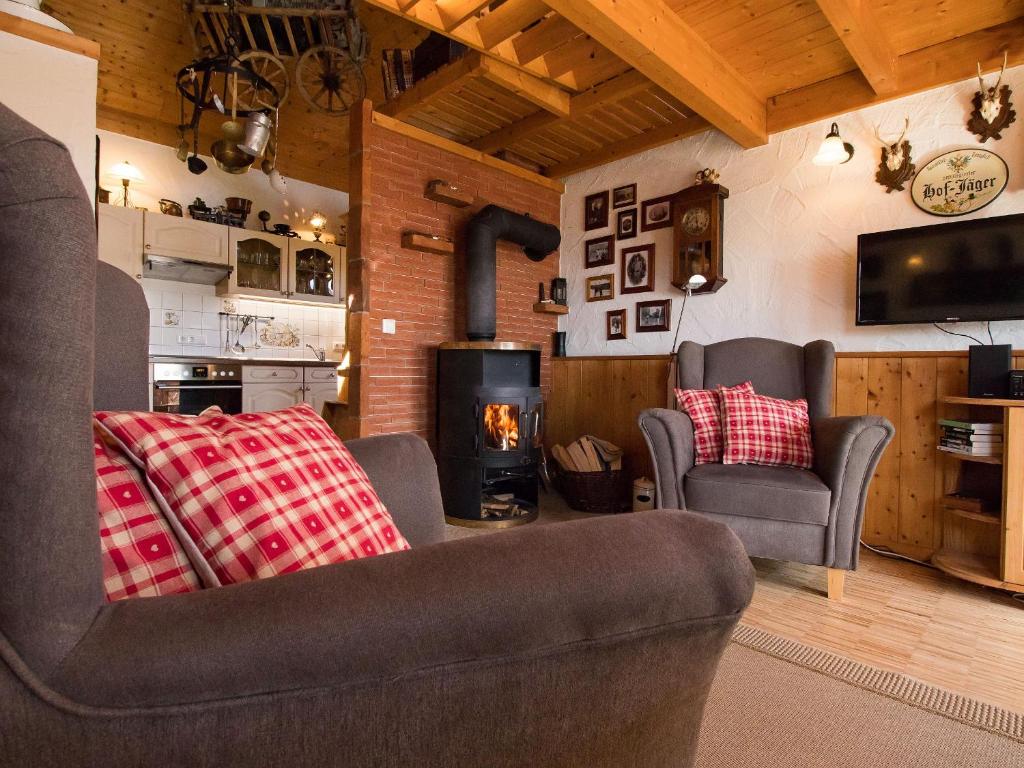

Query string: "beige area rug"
[[699, 625, 1024, 767]]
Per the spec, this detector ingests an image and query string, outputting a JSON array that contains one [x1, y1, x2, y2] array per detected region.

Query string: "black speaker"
[[968, 344, 1011, 398]]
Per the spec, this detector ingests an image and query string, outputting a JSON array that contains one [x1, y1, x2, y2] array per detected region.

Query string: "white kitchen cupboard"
[[220, 229, 289, 299], [240, 366, 337, 414], [97, 203, 144, 281], [219, 233, 346, 305], [303, 367, 339, 413], [143, 212, 229, 265]]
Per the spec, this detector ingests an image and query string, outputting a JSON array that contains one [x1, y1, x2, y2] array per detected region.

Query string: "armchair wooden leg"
[[827, 568, 846, 601]]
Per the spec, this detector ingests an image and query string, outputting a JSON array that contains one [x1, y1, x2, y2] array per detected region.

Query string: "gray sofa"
[[640, 338, 894, 601], [0, 103, 754, 766]]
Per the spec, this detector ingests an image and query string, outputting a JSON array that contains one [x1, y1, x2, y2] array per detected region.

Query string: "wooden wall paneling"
[[863, 358, 901, 548], [897, 357, 938, 555], [834, 356, 868, 415]]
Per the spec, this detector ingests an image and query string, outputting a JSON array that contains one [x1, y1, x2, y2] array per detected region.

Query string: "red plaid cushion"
[[674, 381, 755, 464], [94, 425, 200, 601], [94, 404, 410, 586], [721, 389, 813, 469]]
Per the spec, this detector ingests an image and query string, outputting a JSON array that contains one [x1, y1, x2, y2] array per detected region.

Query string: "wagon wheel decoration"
[[237, 51, 290, 110], [297, 44, 365, 116]]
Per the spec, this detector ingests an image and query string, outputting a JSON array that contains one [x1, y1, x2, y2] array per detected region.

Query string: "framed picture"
[[607, 308, 627, 340], [636, 298, 671, 332], [612, 183, 637, 209], [616, 208, 638, 240], [584, 191, 609, 231], [586, 274, 615, 302], [641, 195, 674, 231], [621, 244, 655, 293], [584, 234, 615, 269]]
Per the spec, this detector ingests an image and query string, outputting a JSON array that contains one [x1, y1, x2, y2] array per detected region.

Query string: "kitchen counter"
[[149, 355, 339, 367]]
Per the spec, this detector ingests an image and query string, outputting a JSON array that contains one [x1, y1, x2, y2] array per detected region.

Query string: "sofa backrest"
[[95, 262, 150, 411], [677, 337, 835, 420], [0, 103, 103, 675]]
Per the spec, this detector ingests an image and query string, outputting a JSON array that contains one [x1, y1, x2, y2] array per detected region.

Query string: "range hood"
[[144, 255, 233, 285]]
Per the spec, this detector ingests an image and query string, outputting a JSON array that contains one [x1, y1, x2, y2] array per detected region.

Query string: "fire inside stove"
[[483, 403, 520, 451]]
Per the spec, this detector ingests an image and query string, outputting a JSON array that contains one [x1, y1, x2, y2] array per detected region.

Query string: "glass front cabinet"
[[218, 230, 345, 305]]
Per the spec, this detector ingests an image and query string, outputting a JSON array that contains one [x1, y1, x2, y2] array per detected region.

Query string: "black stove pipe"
[[465, 204, 561, 341]]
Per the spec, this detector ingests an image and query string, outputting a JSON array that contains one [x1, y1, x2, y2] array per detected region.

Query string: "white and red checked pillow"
[[720, 389, 814, 469], [94, 425, 201, 601], [674, 381, 755, 464], [94, 403, 409, 586]]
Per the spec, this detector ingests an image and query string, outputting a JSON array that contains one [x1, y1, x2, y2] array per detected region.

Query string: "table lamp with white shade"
[[109, 160, 144, 208]]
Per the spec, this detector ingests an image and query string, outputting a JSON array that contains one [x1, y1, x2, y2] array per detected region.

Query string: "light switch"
[[382, 319, 396, 335]]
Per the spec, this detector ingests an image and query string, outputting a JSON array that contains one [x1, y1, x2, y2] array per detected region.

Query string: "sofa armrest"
[[49, 510, 754, 710], [346, 432, 447, 546], [639, 408, 696, 510], [812, 415, 895, 570]]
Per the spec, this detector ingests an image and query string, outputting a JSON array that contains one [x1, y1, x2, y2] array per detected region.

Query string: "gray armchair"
[[0, 105, 755, 765], [639, 338, 894, 600]]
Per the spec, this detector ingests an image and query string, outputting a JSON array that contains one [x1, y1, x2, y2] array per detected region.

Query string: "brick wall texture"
[[359, 122, 562, 443]]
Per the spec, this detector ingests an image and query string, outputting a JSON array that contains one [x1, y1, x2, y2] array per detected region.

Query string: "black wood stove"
[[437, 342, 543, 527], [435, 205, 560, 528]]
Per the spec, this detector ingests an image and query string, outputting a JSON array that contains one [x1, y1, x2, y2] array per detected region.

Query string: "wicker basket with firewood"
[[550, 436, 628, 513]]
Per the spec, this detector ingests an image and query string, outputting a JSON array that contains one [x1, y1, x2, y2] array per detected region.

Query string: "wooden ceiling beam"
[[511, 15, 580, 64], [361, 0, 581, 89], [474, 55, 571, 116], [469, 69, 650, 152], [477, 0, 550, 49], [768, 17, 1024, 134], [815, 0, 899, 94], [543, 114, 711, 177], [437, 0, 492, 30], [541, 0, 767, 148]]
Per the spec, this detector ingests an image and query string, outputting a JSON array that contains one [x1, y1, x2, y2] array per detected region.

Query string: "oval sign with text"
[[911, 148, 1008, 217]]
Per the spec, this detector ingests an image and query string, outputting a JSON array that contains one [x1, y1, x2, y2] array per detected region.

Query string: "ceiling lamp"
[[813, 122, 855, 166]]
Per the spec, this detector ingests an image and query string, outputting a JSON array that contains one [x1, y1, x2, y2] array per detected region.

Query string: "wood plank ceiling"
[[46, 0, 1024, 190]]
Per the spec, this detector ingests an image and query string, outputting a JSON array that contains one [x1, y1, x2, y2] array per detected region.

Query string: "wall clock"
[[910, 148, 1008, 216], [672, 183, 728, 293]]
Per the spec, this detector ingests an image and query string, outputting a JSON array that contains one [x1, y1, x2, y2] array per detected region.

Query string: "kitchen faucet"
[[306, 343, 326, 362]]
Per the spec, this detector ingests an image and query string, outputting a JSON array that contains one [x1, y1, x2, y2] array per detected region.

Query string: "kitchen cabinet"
[[97, 203, 144, 281], [219, 233, 346, 305], [241, 365, 337, 414], [143, 212, 229, 265], [303, 367, 339, 413]]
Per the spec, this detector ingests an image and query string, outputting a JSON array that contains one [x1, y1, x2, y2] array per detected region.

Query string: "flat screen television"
[[856, 213, 1024, 326]]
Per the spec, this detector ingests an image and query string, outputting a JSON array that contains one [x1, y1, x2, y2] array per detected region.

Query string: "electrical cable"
[[933, 322, 985, 345], [859, 539, 936, 569], [987, 321, 994, 345]]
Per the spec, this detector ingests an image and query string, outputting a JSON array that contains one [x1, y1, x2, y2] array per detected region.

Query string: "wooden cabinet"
[[219, 234, 346, 304], [97, 203, 144, 281], [290, 242, 345, 305], [240, 366, 337, 413], [143, 212, 229, 265], [304, 367, 339, 413]]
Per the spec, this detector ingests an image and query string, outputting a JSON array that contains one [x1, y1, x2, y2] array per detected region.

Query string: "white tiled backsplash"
[[142, 278, 345, 360]]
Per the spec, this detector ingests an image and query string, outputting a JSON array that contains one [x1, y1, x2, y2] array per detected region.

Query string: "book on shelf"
[[938, 419, 1004, 434], [938, 444, 1002, 457]]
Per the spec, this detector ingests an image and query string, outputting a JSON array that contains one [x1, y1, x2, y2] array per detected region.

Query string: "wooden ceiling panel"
[[868, 0, 1024, 55]]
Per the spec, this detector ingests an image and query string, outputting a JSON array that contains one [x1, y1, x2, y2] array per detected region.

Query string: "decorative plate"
[[910, 148, 1008, 217]]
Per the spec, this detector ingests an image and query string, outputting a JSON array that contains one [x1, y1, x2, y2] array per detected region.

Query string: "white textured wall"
[[0, 28, 97, 201], [98, 130, 349, 241], [560, 68, 1024, 355]]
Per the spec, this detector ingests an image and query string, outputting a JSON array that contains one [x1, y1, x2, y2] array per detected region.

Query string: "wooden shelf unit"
[[935, 396, 1024, 592]]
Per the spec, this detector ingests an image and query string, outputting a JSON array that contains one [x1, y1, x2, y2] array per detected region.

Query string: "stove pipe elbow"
[[465, 205, 561, 341]]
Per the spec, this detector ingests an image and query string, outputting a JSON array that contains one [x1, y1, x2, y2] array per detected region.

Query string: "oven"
[[152, 363, 243, 415]]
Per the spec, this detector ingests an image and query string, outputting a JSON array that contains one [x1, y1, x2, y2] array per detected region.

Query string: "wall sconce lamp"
[[309, 211, 327, 241], [109, 160, 144, 208], [812, 123, 855, 166]]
